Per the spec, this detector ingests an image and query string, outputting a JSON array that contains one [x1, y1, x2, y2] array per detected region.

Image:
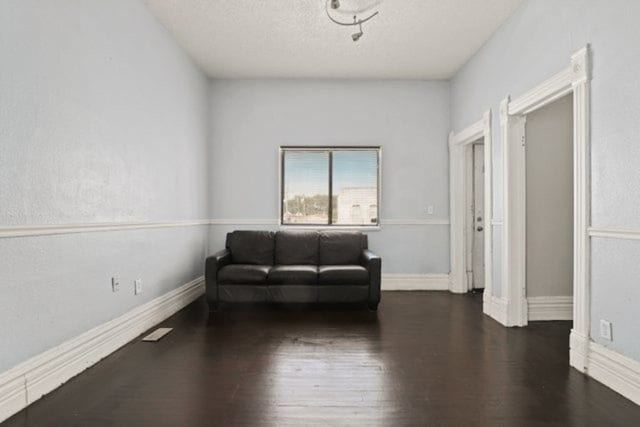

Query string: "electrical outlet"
[[427, 205, 434, 215], [134, 279, 143, 295], [111, 277, 120, 293], [600, 319, 613, 341]]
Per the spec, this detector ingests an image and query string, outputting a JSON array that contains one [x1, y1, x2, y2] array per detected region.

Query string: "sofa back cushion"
[[226, 231, 275, 265], [318, 231, 367, 265], [275, 231, 319, 265]]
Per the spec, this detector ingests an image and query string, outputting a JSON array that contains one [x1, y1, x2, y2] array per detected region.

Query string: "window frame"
[[279, 146, 382, 229]]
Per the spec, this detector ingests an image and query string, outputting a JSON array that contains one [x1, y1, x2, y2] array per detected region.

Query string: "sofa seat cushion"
[[268, 265, 318, 285], [318, 265, 369, 285], [218, 264, 270, 285]]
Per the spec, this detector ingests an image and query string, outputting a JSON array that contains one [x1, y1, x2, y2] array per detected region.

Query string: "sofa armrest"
[[361, 249, 381, 305], [205, 249, 231, 306]]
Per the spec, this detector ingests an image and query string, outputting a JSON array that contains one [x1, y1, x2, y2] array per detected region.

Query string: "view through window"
[[281, 147, 380, 226]]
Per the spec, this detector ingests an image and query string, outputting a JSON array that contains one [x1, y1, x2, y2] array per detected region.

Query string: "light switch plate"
[[600, 319, 612, 341], [427, 205, 434, 215], [111, 277, 120, 293], [134, 279, 143, 295]]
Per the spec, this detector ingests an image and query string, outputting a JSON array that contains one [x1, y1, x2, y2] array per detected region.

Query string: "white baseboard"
[[382, 274, 450, 291], [527, 296, 573, 321], [570, 331, 640, 406], [0, 276, 205, 423], [484, 296, 509, 326]]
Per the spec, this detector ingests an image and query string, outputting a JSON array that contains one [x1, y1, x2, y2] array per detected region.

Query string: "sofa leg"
[[209, 302, 219, 312], [368, 302, 379, 311]]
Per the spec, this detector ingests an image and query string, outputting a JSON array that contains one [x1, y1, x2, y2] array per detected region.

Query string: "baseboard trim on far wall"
[[570, 332, 640, 406], [0, 276, 205, 423], [527, 296, 573, 321], [382, 274, 450, 291]]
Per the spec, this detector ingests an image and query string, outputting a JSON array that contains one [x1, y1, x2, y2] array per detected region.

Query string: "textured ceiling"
[[145, 0, 523, 79]]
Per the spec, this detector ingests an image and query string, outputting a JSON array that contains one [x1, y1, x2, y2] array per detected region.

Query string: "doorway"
[[524, 95, 574, 321], [500, 46, 590, 341], [448, 110, 492, 297], [466, 143, 485, 291]]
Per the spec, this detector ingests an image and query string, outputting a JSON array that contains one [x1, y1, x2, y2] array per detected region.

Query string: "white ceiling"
[[145, 0, 522, 80]]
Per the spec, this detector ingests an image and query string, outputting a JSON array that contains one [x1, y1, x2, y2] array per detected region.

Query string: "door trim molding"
[[449, 110, 493, 297], [501, 46, 590, 334]]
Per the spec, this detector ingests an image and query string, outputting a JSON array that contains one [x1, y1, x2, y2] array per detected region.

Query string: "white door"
[[472, 144, 485, 289]]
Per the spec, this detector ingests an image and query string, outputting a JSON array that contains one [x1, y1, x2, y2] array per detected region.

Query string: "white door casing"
[[449, 110, 492, 300], [500, 46, 591, 374]]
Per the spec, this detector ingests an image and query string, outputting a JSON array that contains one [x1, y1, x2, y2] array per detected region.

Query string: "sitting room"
[[1, 0, 640, 425]]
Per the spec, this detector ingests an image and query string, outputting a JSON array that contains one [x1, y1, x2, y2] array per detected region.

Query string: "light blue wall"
[[207, 80, 451, 274], [0, 1, 210, 371], [451, 0, 640, 361]]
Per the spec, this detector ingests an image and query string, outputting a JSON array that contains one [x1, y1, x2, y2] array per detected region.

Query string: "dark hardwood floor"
[[4, 292, 639, 426]]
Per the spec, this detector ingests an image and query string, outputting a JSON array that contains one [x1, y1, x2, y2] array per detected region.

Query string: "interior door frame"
[[500, 46, 591, 373], [449, 110, 492, 300]]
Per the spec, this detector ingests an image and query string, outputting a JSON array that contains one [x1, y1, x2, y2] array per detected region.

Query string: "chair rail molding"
[[0, 220, 210, 239], [0, 277, 205, 423], [208, 219, 451, 226], [0, 218, 453, 239], [588, 226, 640, 240], [448, 110, 493, 298]]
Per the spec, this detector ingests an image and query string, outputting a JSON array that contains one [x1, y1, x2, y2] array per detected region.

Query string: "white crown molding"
[[570, 332, 640, 406], [382, 274, 449, 291], [0, 220, 210, 239], [527, 296, 573, 321], [589, 226, 640, 241], [0, 277, 204, 423]]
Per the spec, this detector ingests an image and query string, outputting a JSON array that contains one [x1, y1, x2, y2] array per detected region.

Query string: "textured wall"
[[207, 80, 451, 274], [0, 0, 210, 371], [451, 0, 640, 360]]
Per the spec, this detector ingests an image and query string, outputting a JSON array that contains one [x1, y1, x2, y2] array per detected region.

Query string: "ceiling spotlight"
[[352, 21, 363, 42], [325, 0, 380, 42]]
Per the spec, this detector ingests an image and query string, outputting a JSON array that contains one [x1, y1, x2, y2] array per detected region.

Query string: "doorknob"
[[477, 226, 484, 232]]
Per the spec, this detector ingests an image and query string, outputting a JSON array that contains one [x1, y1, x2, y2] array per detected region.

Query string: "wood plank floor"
[[4, 292, 640, 426]]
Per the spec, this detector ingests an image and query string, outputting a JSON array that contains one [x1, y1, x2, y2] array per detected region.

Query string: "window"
[[280, 147, 380, 226]]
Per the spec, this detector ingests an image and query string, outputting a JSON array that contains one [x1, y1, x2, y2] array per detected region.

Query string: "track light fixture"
[[325, 0, 379, 42]]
